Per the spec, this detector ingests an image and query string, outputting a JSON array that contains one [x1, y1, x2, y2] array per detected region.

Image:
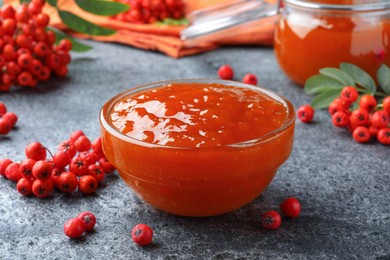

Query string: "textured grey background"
[[0, 41, 389, 260]]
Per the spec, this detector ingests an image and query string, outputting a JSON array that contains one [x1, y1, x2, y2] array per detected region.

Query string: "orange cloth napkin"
[[6, 0, 276, 58]]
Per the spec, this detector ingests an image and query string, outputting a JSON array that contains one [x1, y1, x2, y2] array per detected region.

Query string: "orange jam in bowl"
[[100, 80, 295, 217], [275, 0, 390, 86]]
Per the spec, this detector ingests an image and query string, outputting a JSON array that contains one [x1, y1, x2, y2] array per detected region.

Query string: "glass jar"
[[275, 0, 390, 85]]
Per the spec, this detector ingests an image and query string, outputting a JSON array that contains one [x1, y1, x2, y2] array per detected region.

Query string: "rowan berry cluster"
[[218, 64, 259, 85], [0, 1, 71, 91], [329, 87, 390, 144], [64, 211, 96, 239], [261, 197, 301, 230], [0, 102, 17, 135], [0, 130, 116, 198], [113, 0, 185, 24]]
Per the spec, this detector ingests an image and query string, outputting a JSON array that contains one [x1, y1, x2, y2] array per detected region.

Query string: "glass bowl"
[[100, 79, 295, 217]]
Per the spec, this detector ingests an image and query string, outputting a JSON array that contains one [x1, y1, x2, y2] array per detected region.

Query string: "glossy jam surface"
[[101, 81, 295, 216], [275, 4, 390, 86], [109, 83, 288, 147]]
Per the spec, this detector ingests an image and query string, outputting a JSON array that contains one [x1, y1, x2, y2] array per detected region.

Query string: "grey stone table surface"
[[0, 41, 389, 260]]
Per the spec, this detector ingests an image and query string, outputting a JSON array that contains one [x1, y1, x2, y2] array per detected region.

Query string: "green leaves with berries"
[[305, 63, 390, 109]]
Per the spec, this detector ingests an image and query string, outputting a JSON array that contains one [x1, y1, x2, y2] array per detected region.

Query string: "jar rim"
[[285, 0, 390, 11]]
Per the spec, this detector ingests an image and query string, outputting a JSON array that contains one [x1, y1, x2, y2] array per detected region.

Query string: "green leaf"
[[75, 0, 129, 16], [377, 64, 390, 94], [340, 63, 376, 94], [156, 18, 189, 26], [47, 27, 92, 52], [304, 75, 344, 95], [47, 0, 58, 7], [319, 68, 356, 87], [58, 10, 116, 36], [311, 88, 342, 109]]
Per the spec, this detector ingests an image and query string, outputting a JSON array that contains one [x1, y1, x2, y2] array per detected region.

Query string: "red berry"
[[58, 140, 77, 158], [77, 212, 96, 232], [280, 197, 301, 218], [34, 42, 49, 57], [15, 5, 29, 23], [46, 53, 62, 70], [368, 125, 379, 138], [352, 126, 370, 143], [18, 53, 33, 69], [46, 31, 56, 45], [64, 218, 86, 239], [297, 104, 315, 123], [70, 157, 88, 176], [218, 65, 234, 80], [57, 171, 78, 193], [16, 34, 31, 48], [3, 44, 17, 61], [88, 164, 105, 183], [5, 162, 22, 182], [0, 102, 8, 116], [0, 4, 15, 19], [25, 142, 47, 161], [70, 130, 85, 143], [50, 167, 63, 187], [78, 151, 98, 165], [16, 178, 33, 196], [6, 61, 21, 75], [383, 96, 390, 114], [0, 119, 12, 135], [359, 94, 377, 111], [19, 159, 36, 181], [74, 135, 91, 152], [58, 51, 71, 65], [32, 179, 54, 198], [132, 224, 153, 246], [37, 66, 51, 81], [340, 86, 358, 103], [28, 2, 42, 15], [34, 13, 49, 27], [54, 65, 68, 77], [18, 71, 34, 87], [377, 128, 390, 145], [53, 150, 72, 168], [78, 175, 98, 194], [350, 108, 370, 127], [371, 110, 389, 129], [32, 160, 53, 180], [91, 137, 104, 157], [0, 158, 13, 177], [30, 59, 43, 76], [2, 18, 17, 35], [242, 73, 258, 85], [261, 210, 282, 230], [332, 111, 349, 128], [2, 112, 18, 127], [99, 157, 116, 173], [58, 39, 73, 52]]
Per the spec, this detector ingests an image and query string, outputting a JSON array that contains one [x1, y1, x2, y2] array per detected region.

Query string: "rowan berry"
[[32, 179, 53, 198], [74, 135, 91, 152], [99, 157, 116, 173], [91, 137, 104, 157], [30, 59, 43, 76], [369, 125, 379, 138], [6, 61, 21, 75], [19, 159, 36, 181], [132, 224, 153, 246], [0, 4, 16, 19], [58, 140, 77, 157], [242, 73, 258, 85], [0, 158, 13, 176], [2, 18, 16, 35], [16, 178, 33, 196], [70, 130, 85, 143], [3, 44, 17, 61], [18, 71, 34, 86], [25, 142, 46, 161], [54, 65, 68, 77], [77, 212, 96, 232], [382, 97, 390, 114], [218, 65, 234, 80], [350, 108, 370, 127], [377, 128, 390, 145], [28, 2, 42, 15], [359, 94, 377, 111], [37, 66, 51, 81], [46, 53, 62, 70], [32, 0, 46, 8], [88, 164, 105, 183], [0, 102, 6, 116], [78, 175, 98, 194], [280, 197, 301, 218], [371, 110, 389, 129], [32, 160, 53, 180], [34, 42, 49, 57], [79, 151, 99, 165], [50, 167, 63, 187], [16, 34, 31, 48], [261, 210, 282, 230], [45, 31, 56, 45], [34, 13, 49, 27], [5, 162, 22, 182], [64, 218, 86, 239], [18, 53, 33, 69], [15, 5, 29, 23], [0, 119, 12, 135], [70, 157, 88, 176], [297, 104, 315, 123], [57, 171, 78, 193], [352, 126, 370, 143], [22, 24, 34, 36], [57, 50, 71, 65], [53, 150, 72, 168], [58, 39, 72, 52], [332, 111, 349, 128], [340, 86, 358, 103]]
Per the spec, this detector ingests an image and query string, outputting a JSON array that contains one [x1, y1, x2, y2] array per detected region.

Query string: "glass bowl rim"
[[285, 0, 390, 11], [100, 79, 295, 150]]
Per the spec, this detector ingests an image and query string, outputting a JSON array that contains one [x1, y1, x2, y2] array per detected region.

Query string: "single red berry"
[[32, 179, 54, 198], [22, 24, 34, 36], [77, 212, 96, 232], [63, 218, 86, 239], [99, 157, 116, 173], [54, 65, 68, 77], [32, 160, 53, 180], [28, 2, 42, 15], [352, 126, 370, 143], [132, 224, 153, 246], [91, 137, 104, 157], [0, 102, 7, 117], [383, 96, 390, 114], [332, 111, 350, 128], [88, 164, 105, 183], [5, 162, 23, 182], [30, 59, 43, 76], [57, 171, 78, 193], [32, 0, 46, 8], [2, 112, 18, 127], [78, 151, 98, 165], [46, 31, 56, 45], [218, 65, 234, 80], [0, 4, 15, 19], [2, 18, 17, 35], [19, 159, 36, 181], [368, 125, 379, 138], [18, 71, 34, 87], [261, 210, 282, 230], [70, 130, 85, 143], [0, 119, 12, 135], [58, 51, 71, 65], [3, 44, 17, 61], [16, 34, 31, 48], [18, 53, 33, 69], [297, 105, 315, 123], [280, 197, 301, 218], [25, 142, 46, 161], [37, 66, 51, 81], [15, 5, 29, 23], [34, 13, 49, 27], [242, 73, 258, 85], [74, 135, 91, 152], [53, 150, 72, 168], [58, 140, 77, 158], [78, 175, 98, 194], [0, 158, 13, 177], [50, 167, 63, 187], [6, 61, 21, 75], [377, 128, 390, 145], [359, 94, 377, 111], [46, 53, 62, 70], [371, 110, 389, 129], [16, 178, 33, 196], [340, 86, 359, 103], [70, 157, 88, 176], [58, 39, 73, 52], [34, 42, 49, 57], [350, 108, 370, 127]]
